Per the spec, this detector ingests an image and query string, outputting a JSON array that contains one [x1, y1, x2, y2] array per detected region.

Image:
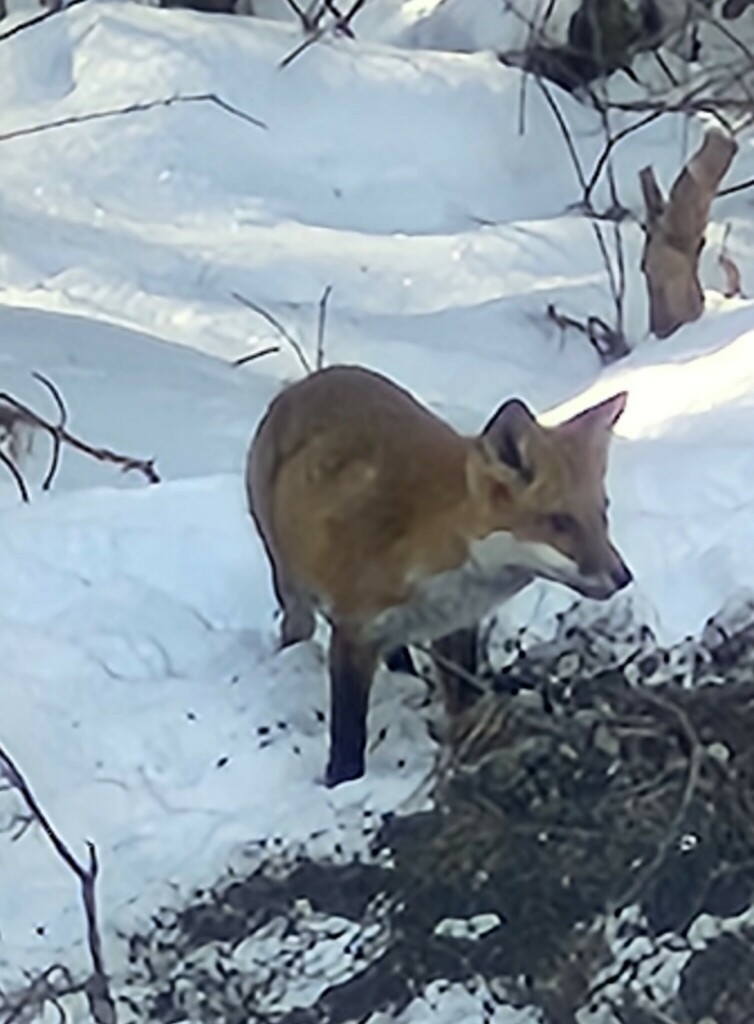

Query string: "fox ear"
[[466, 439, 513, 509], [482, 398, 536, 482], [563, 392, 628, 433]]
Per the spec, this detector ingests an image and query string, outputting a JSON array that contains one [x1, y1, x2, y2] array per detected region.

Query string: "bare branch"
[[536, 76, 629, 359], [583, 109, 667, 208], [0, 745, 117, 1023], [33, 372, 68, 491], [281, 0, 316, 30], [232, 291, 312, 374], [534, 74, 588, 194], [0, 0, 87, 43], [233, 344, 280, 367], [0, 93, 265, 146], [280, 27, 326, 69], [0, 449, 30, 503], [0, 378, 160, 488], [0, 963, 79, 1024], [718, 174, 754, 198], [279, 0, 367, 67]]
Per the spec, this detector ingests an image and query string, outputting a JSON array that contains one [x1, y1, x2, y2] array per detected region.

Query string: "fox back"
[[247, 365, 631, 786]]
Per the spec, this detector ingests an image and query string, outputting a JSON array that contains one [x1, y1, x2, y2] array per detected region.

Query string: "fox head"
[[468, 392, 631, 600]]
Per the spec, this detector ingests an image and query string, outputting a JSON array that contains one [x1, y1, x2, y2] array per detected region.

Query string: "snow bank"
[[1, 1, 754, 1016]]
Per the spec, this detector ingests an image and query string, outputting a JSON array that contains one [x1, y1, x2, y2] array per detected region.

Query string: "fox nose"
[[611, 560, 633, 590]]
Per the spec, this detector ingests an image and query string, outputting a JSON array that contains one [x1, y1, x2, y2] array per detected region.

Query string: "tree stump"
[[640, 126, 737, 339]]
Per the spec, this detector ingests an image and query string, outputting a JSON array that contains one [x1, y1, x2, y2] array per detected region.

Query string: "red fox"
[[247, 365, 631, 787]]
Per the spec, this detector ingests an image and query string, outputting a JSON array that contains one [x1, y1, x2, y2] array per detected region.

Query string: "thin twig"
[[33, 372, 67, 491], [233, 344, 280, 367], [0, 93, 265, 146], [414, 642, 488, 695], [0, 964, 80, 1024], [280, 0, 367, 67], [516, 0, 556, 135], [232, 291, 312, 373], [536, 77, 629, 359], [340, 0, 368, 29], [718, 174, 754, 197], [546, 304, 628, 362], [0, 450, 30, 503], [534, 75, 588, 193], [583, 110, 667, 207], [599, 100, 627, 340], [281, 0, 316, 30], [0, 0, 87, 43], [0, 745, 117, 1023], [280, 27, 326, 69], [316, 284, 332, 371]]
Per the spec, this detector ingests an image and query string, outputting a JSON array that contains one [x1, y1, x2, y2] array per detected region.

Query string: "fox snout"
[[579, 548, 633, 599], [610, 558, 633, 590]]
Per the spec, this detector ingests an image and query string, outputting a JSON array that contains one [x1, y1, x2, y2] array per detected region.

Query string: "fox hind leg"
[[269, 559, 316, 649]]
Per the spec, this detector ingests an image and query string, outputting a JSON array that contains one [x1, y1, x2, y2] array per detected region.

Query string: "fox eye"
[[548, 512, 578, 535]]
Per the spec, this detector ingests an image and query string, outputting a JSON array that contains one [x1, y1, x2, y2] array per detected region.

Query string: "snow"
[[1, 0, 754, 1018]]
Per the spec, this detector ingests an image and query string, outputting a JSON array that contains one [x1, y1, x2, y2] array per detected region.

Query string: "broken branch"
[[0, 375, 160, 490]]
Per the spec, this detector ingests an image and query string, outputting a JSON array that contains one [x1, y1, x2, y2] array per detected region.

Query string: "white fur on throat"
[[368, 530, 582, 651]]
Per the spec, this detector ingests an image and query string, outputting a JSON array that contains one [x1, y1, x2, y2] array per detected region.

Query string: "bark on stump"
[[640, 127, 737, 339]]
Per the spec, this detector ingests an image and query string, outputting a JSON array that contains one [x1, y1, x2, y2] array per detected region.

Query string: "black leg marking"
[[384, 645, 418, 677], [325, 628, 377, 788]]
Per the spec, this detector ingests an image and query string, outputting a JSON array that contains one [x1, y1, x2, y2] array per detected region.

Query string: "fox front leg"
[[325, 627, 379, 787]]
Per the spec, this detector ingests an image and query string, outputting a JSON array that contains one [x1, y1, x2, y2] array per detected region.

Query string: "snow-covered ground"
[[2, 0, 754, 1019]]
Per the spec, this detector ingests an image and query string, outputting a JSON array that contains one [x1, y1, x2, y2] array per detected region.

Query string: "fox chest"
[[367, 533, 533, 651]]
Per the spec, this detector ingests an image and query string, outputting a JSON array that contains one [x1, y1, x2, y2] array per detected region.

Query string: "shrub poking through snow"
[[106, 602, 754, 1024]]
